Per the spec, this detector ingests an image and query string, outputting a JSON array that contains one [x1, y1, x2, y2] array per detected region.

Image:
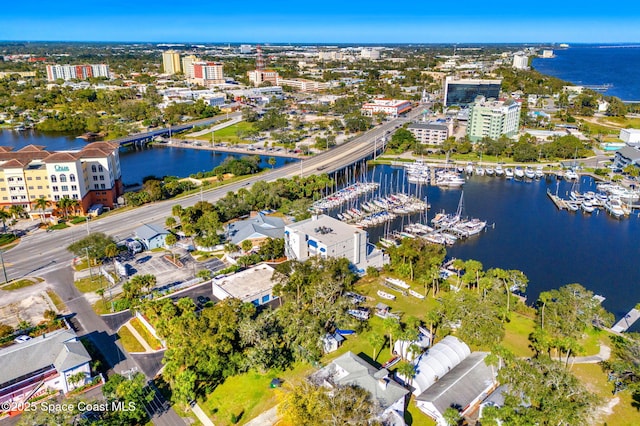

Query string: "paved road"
[[3, 107, 422, 281]]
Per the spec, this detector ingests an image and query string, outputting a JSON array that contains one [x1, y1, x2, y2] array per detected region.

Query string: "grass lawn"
[[571, 362, 640, 425], [74, 274, 108, 293], [202, 362, 313, 426], [193, 121, 256, 145], [502, 312, 536, 357], [598, 116, 640, 129], [406, 397, 437, 426], [117, 326, 145, 353], [91, 293, 125, 315], [580, 326, 609, 356], [46, 289, 66, 311], [130, 317, 163, 350], [0, 277, 43, 291]]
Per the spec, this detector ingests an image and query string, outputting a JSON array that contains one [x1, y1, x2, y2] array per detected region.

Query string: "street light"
[[86, 216, 91, 236]]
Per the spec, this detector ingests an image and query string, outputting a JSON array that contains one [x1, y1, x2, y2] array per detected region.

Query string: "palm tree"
[[68, 199, 79, 217], [57, 197, 72, 219], [34, 198, 51, 224], [396, 361, 416, 387], [8, 205, 24, 220], [0, 209, 10, 233]]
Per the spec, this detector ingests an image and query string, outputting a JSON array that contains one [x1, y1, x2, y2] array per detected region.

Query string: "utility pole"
[[0, 250, 8, 283], [85, 216, 90, 236]]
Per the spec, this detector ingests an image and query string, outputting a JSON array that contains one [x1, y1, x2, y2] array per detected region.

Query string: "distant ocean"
[[532, 44, 640, 102]]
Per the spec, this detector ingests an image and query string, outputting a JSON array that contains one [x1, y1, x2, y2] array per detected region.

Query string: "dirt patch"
[[0, 291, 56, 327], [592, 396, 619, 424]]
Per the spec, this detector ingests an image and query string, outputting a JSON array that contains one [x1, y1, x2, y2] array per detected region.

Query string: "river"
[[0, 129, 296, 185]]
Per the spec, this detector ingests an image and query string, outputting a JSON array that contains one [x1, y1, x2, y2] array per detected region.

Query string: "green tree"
[[241, 239, 253, 253], [101, 372, 153, 425], [0, 209, 9, 233], [268, 156, 277, 169], [67, 232, 116, 262], [443, 407, 461, 426], [368, 332, 386, 361], [34, 197, 51, 223]]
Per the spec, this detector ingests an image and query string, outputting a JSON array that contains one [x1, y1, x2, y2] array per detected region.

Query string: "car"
[[197, 296, 210, 305], [14, 335, 32, 344], [136, 255, 151, 264]]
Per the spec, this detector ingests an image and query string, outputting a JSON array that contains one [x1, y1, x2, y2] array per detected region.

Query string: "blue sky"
[[1, 1, 639, 43]]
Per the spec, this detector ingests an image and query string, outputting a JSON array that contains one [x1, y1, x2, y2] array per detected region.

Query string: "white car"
[[14, 335, 32, 344]]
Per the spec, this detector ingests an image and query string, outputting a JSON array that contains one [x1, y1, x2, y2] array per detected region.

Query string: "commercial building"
[[310, 351, 409, 425], [135, 223, 169, 250], [247, 69, 279, 87], [276, 77, 331, 92], [211, 264, 278, 306], [361, 48, 381, 60], [284, 214, 384, 272], [541, 50, 554, 58], [361, 99, 413, 118], [239, 45, 253, 54], [0, 329, 92, 409], [401, 336, 498, 426], [189, 61, 225, 86], [466, 96, 521, 142], [620, 128, 640, 145], [443, 76, 502, 106], [162, 50, 181, 75], [614, 146, 640, 170], [407, 122, 451, 145], [45, 64, 110, 82], [318, 51, 343, 61], [0, 142, 123, 216], [512, 53, 529, 70], [226, 212, 285, 248]]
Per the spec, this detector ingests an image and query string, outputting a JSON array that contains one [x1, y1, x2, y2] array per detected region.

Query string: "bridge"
[[108, 112, 241, 148]]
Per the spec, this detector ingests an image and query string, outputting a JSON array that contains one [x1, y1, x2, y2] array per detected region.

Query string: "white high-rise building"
[[512, 53, 529, 70], [181, 55, 198, 79], [45, 64, 110, 82], [361, 48, 381, 60], [467, 96, 521, 142]]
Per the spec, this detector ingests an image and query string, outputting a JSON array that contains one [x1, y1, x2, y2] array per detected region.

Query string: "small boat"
[[465, 163, 474, 175], [524, 167, 535, 179], [535, 166, 544, 179], [475, 165, 485, 176], [505, 168, 514, 179], [581, 200, 595, 213], [377, 290, 396, 300], [605, 198, 626, 218], [408, 289, 425, 299], [495, 164, 504, 176], [514, 167, 525, 179], [565, 169, 579, 180], [567, 202, 579, 212], [485, 167, 495, 176]]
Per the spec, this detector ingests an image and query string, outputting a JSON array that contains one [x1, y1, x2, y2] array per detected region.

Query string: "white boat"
[[465, 163, 474, 175], [535, 166, 544, 179], [475, 166, 485, 176], [565, 169, 579, 180], [605, 198, 626, 218], [495, 164, 504, 176], [485, 167, 495, 176], [581, 200, 595, 213], [514, 167, 525, 179], [386, 277, 411, 289], [567, 202, 579, 212], [377, 290, 396, 300], [505, 168, 514, 179], [408, 289, 425, 299], [524, 167, 535, 179]]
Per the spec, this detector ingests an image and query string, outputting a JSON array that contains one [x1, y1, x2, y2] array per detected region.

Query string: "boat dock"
[[547, 189, 569, 210], [611, 308, 640, 333]]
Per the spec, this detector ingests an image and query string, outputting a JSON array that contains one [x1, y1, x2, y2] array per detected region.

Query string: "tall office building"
[[162, 50, 181, 74], [181, 55, 199, 79], [466, 96, 521, 142], [45, 64, 110, 82], [190, 62, 225, 85], [443, 76, 502, 106]]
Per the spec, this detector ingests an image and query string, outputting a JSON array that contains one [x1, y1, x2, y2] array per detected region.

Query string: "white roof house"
[[211, 264, 278, 306]]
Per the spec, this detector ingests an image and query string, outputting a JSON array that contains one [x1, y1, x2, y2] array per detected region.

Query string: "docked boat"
[[505, 168, 514, 179], [465, 163, 474, 175], [435, 171, 465, 187], [567, 202, 579, 212], [495, 164, 505, 176], [535, 166, 544, 179], [475, 165, 485, 176], [485, 166, 495, 176], [605, 198, 626, 218], [524, 167, 535, 179], [514, 167, 525, 179], [581, 200, 595, 213], [565, 169, 579, 180]]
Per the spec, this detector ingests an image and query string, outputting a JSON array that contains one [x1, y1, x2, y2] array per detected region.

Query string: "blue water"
[[0, 130, 295, 185], [532, 45, 640, 102], [359, 165, 640, 323]]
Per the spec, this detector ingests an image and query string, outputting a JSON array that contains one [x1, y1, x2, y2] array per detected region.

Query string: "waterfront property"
[[443, 77, 502, 106], [467, 96, 521, 142], [614, 145, 640, 170], [407, 121, 451, 145], [620, 128, 640, 146], [210, 264, 278, 306], [0, 329, 92, 408], [309, 351, 409, 425], [0, 142, 123, 216], [284, 214, 385, 272]]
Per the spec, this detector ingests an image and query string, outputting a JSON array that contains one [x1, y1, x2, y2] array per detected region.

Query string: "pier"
[[611, 308, 640, 333]]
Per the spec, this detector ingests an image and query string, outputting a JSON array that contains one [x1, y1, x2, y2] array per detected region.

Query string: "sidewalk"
[[123, 321, 154, 352], [191, 402, 215, 426]]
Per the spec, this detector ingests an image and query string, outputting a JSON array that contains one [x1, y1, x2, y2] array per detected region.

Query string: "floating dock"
[[611, 308, 640, 333]]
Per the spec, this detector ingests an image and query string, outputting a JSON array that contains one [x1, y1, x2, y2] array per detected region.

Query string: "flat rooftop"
[[286, 214, 365, 246], [213, 264, 275, 300]]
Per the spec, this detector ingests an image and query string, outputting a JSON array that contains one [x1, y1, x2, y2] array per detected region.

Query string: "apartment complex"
[[407, 122, 451, 145], [181, 54, 198, 79], [247, 69, 280, 87], [443, 76, 502, 106], [188, 61, 225, 85], [0, 142, 123, 216], [162, 50, 181, 74], [277, 77, 331, 92], [512, 53, 529, 70], [466, 96, 521, 142], [361, 99, 412, 118], [45, 64, 110, 82]]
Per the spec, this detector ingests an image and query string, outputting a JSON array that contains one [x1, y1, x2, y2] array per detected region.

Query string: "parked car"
[[14, 335, 32, 344]]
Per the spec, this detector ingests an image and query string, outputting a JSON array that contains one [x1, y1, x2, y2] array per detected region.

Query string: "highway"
[[3, 107, 423, 280]]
